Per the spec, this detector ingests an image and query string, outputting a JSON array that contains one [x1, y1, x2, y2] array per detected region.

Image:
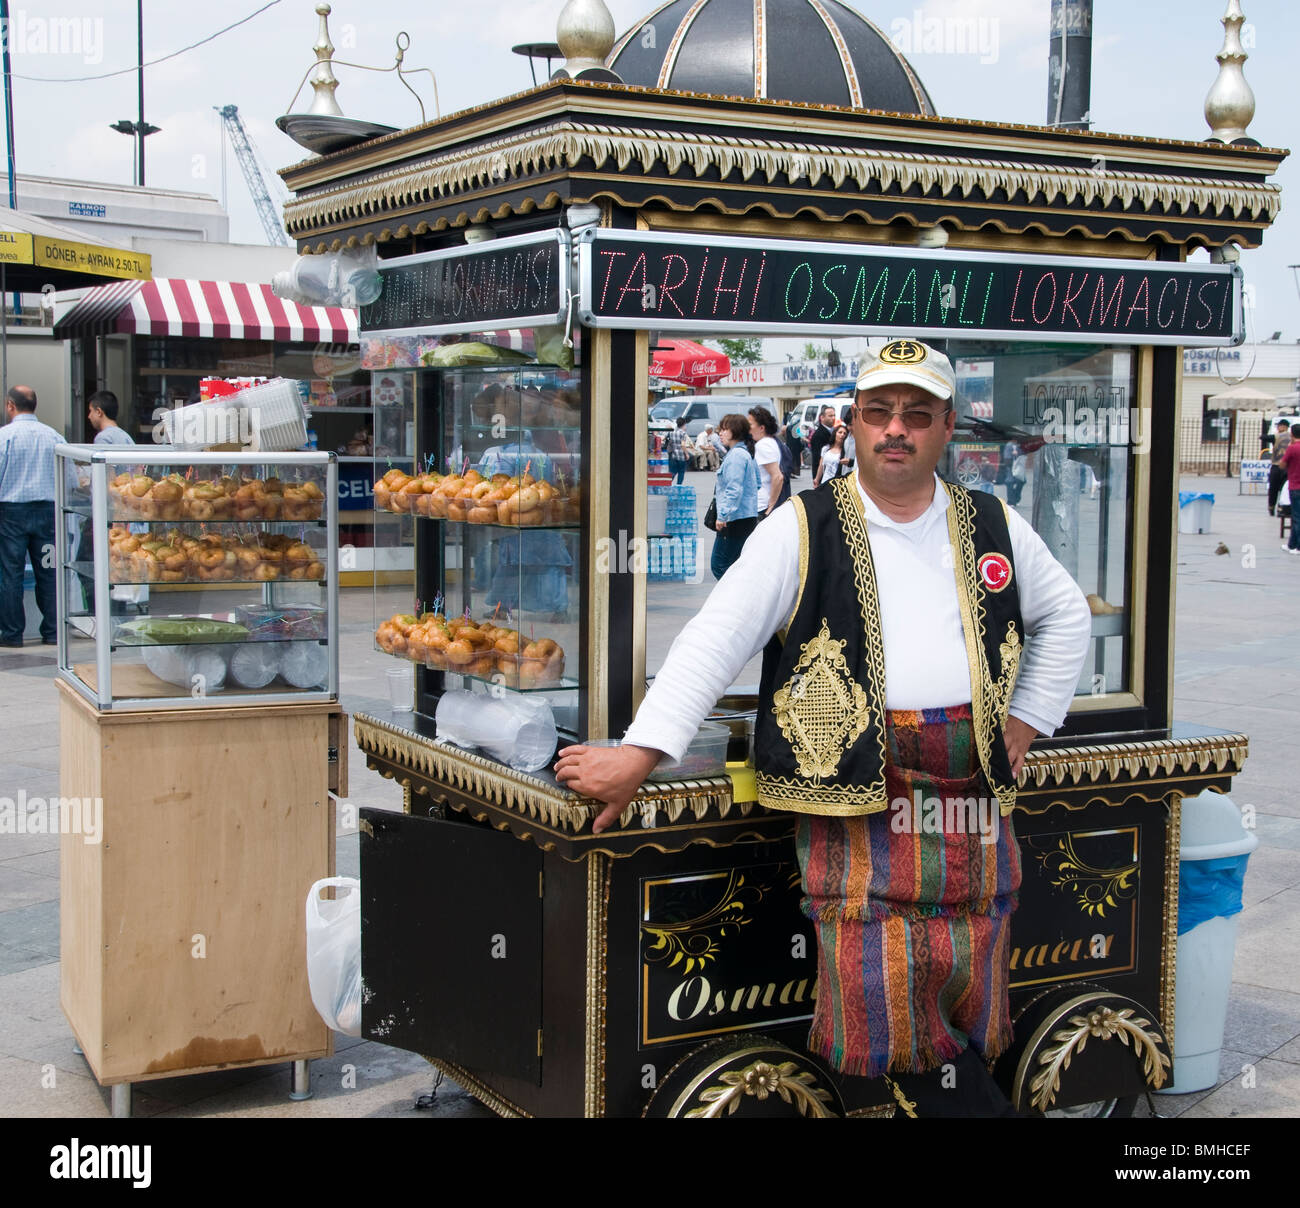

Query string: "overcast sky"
[[6, 0, 1296, 347]]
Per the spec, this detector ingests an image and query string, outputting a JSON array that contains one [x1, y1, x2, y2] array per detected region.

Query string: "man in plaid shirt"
[[0, 386, 67, 646], [667, 416, 690, 484]]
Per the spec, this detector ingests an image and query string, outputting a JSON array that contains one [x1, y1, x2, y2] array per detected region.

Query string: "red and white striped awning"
[[54, 278, 357, 343]]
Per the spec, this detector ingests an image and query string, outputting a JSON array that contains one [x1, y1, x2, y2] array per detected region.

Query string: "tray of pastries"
[[375, 611, 565, 688], [107, 525, 325, 583], [374, 468, 580, 526], [107, 473, 325, 522]]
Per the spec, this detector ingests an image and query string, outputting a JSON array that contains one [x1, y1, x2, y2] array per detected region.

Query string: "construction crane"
[[215, 104, 290, 247]]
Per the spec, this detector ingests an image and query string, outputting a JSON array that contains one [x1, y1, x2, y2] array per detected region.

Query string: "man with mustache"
[[555, 339, 1091, 1116]]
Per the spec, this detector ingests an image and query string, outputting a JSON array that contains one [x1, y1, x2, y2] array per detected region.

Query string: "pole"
[[1, 0, 16, 209], [2, 263, 8, 398], [136, 0, 145, 186]]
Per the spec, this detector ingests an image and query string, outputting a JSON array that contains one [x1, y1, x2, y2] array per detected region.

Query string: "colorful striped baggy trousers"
[[795, 704, 1020, 1079]]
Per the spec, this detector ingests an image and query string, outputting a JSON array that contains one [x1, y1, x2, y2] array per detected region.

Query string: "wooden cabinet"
[[59, 682, 341, 1099]]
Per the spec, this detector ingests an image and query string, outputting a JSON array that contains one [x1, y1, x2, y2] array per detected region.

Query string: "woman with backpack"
[[710, 414, 760, 579]]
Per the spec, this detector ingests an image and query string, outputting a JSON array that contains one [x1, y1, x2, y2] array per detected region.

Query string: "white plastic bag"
[[305, 877, 362, 1036]]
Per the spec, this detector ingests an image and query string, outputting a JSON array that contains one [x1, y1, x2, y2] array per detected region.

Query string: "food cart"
[[277, 14, 1282, 1116]]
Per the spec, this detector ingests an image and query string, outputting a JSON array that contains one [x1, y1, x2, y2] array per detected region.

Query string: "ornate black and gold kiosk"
[[280, 3, 1283, 1117]]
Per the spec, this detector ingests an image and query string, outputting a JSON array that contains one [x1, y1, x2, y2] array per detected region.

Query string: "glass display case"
[[371, 362, 582, 724], [55, 447, 339, 710], [943, 342, 1138, 712]]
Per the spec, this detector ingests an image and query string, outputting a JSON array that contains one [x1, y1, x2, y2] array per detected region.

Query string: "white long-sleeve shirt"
[[623, 474, 1093, 761]]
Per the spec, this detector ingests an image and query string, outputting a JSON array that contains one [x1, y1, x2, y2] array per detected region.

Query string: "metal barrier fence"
[[1178, 416, 1272, 477]]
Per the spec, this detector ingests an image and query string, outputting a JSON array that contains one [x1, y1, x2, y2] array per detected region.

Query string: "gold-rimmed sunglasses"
[[854, 403, 953, 430]]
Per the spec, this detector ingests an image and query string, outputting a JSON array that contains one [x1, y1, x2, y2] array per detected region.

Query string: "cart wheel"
[[998, 987, 1170, 1116], [1042, 1095, 1138, 1119], [955, 456, 982, 486], [643, 1035, 845, 1118]]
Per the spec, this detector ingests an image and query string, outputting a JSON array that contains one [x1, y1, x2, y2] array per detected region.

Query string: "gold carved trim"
[[585, 853, 610, 1117], [1014, 784, 1226, 816], [885, 1076, 919, 1119], [832, 476, 889, 802], [425, 1056, 532, 1118], [355, 713, 748, 833], [632, 324, 649, 713], [684, 1058, 837, 1118], [1129, 345, 1152, 708], [845, 1103, 897, 1118], [756, 771, 889, 816], [588, 322, 612, 738], [668, 1046, 838, 1118], [1020, 732, 1248, 790], [280, 80, 1286, 194], [1024, 1001, 1170, 1112], [1161, 794, 1181, 1058], [283, 119, 1281, 236]]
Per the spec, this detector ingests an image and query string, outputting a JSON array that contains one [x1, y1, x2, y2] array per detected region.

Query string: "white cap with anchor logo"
[[855, 339, 957, 401]]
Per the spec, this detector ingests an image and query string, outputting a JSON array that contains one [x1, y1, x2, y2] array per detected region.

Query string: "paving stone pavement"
[[0, 471, 1295, 1119]]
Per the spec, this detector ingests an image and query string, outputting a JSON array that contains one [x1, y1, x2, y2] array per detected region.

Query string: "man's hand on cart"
[[554, 743, 664, 834]]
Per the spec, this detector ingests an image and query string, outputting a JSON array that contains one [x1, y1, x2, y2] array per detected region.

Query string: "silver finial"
[[307, 3, 344, 117], [1205, 0, 1255, 142], [554, 0, 618, 79]]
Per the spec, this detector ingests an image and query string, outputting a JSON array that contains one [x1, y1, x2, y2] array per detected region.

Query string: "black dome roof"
[[609, 0, 936, 114]]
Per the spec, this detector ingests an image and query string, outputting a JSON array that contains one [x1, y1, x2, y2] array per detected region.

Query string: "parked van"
[[785, 398, 855, 442], [650, 395, 777, 439]]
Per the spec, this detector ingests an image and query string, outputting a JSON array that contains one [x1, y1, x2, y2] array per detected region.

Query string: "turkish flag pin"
[[978, 552, 1013, 592]]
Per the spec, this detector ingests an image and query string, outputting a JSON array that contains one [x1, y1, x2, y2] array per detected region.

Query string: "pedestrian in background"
[[667, 416, 689, 484], [710, 413, 759, 579], [1282, 423, 1300, 554], [748, 405, 788, 516], [0, 385, 65, 646], [88, 390, 135, 447], [813, 423, 848, 486], [1268, 417, 1291, 517], [809, 403, 838, 471], [78, 390, 139, 613], [694, 425, 721, 470]]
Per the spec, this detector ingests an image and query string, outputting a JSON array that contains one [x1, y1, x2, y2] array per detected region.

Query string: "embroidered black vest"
[[755, 476, 1024, 817]]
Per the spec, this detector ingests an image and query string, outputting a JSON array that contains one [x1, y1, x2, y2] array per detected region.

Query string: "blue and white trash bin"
[[1178, 491, 1215, 534], [1155, 790, 1256, 1094]]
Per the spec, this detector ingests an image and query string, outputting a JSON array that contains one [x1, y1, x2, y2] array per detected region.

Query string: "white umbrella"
[[1206, 381, 1278, 411]]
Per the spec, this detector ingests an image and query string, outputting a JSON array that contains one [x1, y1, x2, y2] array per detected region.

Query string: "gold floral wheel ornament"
[[646, 1038, 846, 1119], [685, 1059, 837, 1118], [1010, 991, 1171, 1114]]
